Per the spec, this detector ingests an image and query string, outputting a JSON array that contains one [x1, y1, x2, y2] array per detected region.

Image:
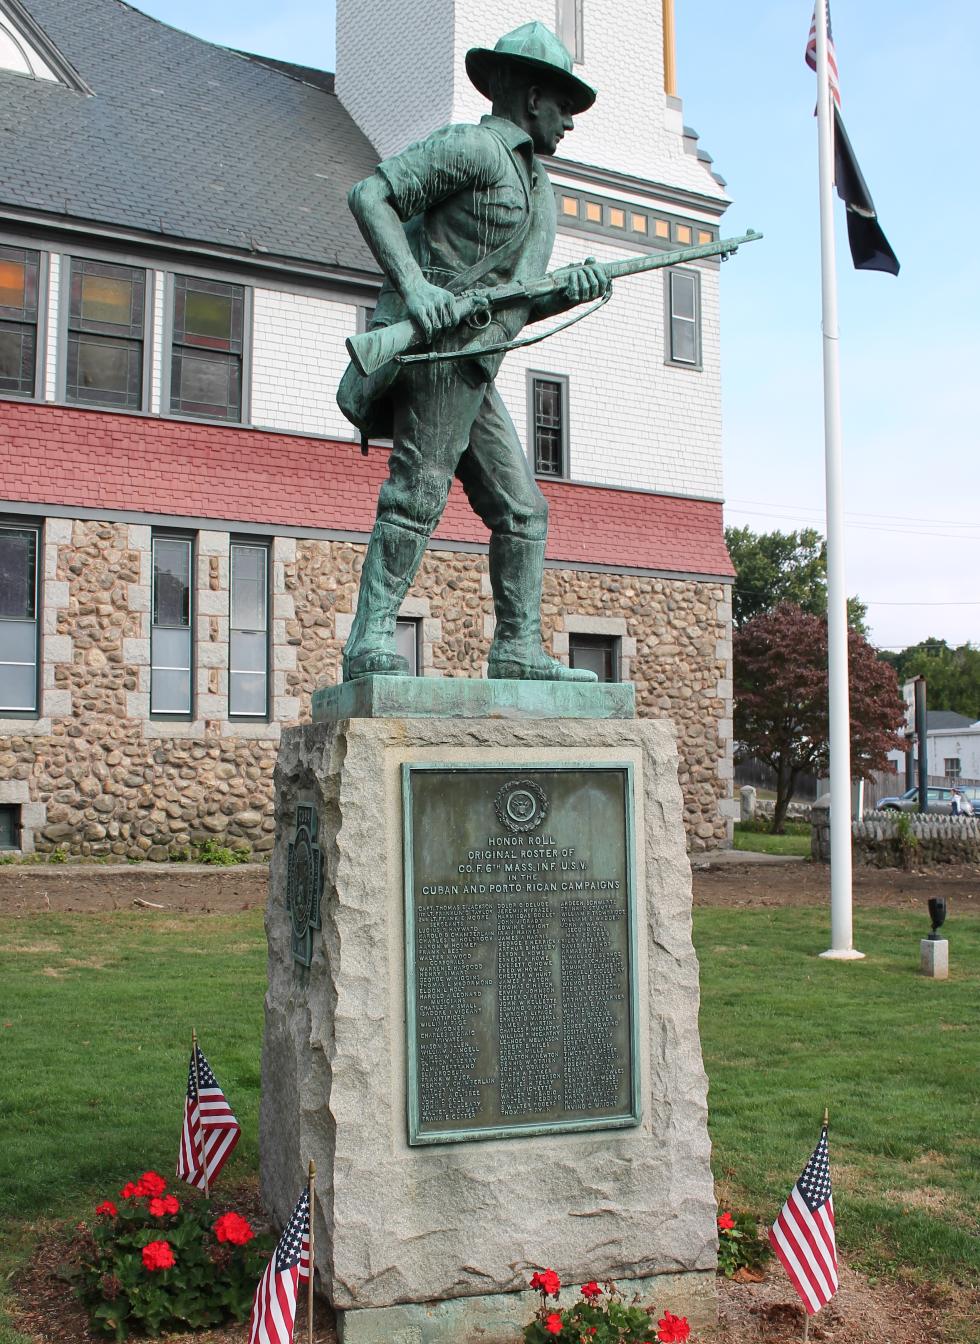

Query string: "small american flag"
[[176, 1042, 240, 1190], [805, 3, 841, 108], [248, 1189, 310, 1344], [769, 1125, 839, 1315]]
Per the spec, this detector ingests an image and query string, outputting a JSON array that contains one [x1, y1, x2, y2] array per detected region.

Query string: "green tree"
[[881, 639, 980, 721], [734, 603, 905, 833], [725, 525, 867, 632]]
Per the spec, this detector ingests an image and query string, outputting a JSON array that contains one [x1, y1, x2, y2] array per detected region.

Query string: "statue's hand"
[[402, 279, 458, 343], [562, 257, 609, 304]]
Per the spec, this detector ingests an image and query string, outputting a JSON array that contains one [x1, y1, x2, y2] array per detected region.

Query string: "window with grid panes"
[[67, 258, 145, 408], [170, 276, 244, 421], [667, 269, 700, 366], [150, 534, 193, 716], [0, 246, 39, 397], [0, 522, 40, 713], [229, 541, 269, 717], [531, 376, 566, 477]]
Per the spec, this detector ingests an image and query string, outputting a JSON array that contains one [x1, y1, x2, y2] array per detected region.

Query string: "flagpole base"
[[819, 947, 865, 960]]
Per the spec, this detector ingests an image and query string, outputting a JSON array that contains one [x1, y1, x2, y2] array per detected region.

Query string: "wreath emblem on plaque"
[[495, 779, 550, 833], [286, 803, 322, 969]]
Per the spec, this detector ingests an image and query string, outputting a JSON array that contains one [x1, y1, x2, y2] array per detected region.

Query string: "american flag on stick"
[[176, 1036, 240, 1192], [248, 1188, 310, 1344], [805, 3, 840, 107], [769, 1123, 839, 1316]]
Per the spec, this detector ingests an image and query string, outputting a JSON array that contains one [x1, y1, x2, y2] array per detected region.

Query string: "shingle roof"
[[927, 711, 975, 732], [1, 0, 380, 273]]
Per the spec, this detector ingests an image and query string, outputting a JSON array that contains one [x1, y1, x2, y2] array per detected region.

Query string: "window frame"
[[568, 632, 621, 683], [149, 530, 195, 721], [0, 244, 45, 401], [228, 537, 271, 721], [64, 256, 149, 412], [0, 517, 42, 718], [555, 0, 585, 63], [665, 267, 702, 369], [527, 370, 570, 480], [944, 758, 961, 780], [164, 273, 251, 424], [395, 617, 422, 677], [0, 803, 21, 851]]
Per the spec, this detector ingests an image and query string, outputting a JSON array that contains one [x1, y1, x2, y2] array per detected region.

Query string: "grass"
[[732, 820, 812, 857], [695, 903, 980, 1331], [1, 902, 978, 1340]]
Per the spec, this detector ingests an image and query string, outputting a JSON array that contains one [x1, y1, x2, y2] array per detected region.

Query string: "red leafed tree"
[[734, 603, 906, 833]]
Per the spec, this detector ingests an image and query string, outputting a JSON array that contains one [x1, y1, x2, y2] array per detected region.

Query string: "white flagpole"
[[814, 0, 862, 961]]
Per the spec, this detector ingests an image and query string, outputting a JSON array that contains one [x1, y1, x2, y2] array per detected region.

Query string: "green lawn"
[[1, 903, 977, 1340], [733, 821, 812, 856]]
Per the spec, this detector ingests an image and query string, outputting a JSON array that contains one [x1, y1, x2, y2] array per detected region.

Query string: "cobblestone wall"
[[811, 810, 980, 867], [1, 524, 734, 858]]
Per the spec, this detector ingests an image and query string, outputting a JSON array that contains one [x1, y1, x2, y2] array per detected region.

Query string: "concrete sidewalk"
[[690, 848, 807, 869]]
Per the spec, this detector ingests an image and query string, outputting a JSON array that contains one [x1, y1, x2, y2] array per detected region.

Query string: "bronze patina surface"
[[403, 764, 639, 1144]]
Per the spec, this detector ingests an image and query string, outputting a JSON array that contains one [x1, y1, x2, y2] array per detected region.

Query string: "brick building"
[[0, 0, 737, 859]]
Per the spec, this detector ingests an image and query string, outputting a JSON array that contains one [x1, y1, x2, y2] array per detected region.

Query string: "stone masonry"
[[0, 520, 734, 859]]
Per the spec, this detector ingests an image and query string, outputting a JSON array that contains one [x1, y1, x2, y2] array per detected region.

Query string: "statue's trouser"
[[343, 361, 595, 681]]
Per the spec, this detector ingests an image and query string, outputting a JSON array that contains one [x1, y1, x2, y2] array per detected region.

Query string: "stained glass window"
[[67, 259, 145, 409], [0, 246, 39, 397], [171, 276, 244, 421]]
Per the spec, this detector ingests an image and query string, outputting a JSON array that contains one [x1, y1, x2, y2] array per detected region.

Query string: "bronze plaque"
[[404, 764, 639, 1144]]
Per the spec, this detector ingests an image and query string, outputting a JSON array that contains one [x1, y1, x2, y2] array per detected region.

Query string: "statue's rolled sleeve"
[[376, 123, 497, 221]]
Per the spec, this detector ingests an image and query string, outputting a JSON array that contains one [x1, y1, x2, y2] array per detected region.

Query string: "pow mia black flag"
[[833, 105, 900, 275]]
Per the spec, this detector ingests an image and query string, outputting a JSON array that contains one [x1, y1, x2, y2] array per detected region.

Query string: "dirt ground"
[[3, 855, 977, 1342], [2, 853, 979, 916]]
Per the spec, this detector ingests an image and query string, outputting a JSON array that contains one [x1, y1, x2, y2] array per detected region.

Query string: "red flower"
[[141, 1240, 175, 1272], [530, 1268, 561, 1297], [148, 1194, 180, 1217], [580, 1281, 601, 1301], [138, 1171, 167, 1197], [717, 1211, 735, 1232], [544, 1313, 563, 1336], [95, 1200, 117, 1218], [213, 1211, 255, 1246], [657, 1310, 691, 1343], [119, 1182, 142, 1200]]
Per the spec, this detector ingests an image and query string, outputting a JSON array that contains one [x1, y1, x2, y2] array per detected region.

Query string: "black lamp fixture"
[[927, 896, 947, 941]]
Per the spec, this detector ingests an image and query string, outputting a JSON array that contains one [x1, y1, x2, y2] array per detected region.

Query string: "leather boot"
[[342, 521, 428, 681], [486, 535, 597, 682]]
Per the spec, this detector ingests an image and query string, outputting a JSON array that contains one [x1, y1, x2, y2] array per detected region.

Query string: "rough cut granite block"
[[261, 715, 716, 1337]]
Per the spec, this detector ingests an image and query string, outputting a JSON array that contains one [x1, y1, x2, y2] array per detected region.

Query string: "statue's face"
[[527, 84, 575, 155]]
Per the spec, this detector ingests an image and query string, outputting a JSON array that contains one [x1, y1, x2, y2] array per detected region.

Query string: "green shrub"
[[195, 839, 250, 866]]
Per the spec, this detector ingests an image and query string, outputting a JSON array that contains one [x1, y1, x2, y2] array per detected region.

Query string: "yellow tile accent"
[[676, 224, 692, 243], [631, 213, 648, 233], [609, 208, 625, 228], [698, 230, 713, 244], [585, 201, 602, 223], [654, 219, 670, 239], [562, 196, 579, 216]]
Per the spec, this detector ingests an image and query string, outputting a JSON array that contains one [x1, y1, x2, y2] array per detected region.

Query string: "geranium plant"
[[72, 1170, 272, 1340], [523, 1270, 695, 1344], [715, 1209, 772, 1279]]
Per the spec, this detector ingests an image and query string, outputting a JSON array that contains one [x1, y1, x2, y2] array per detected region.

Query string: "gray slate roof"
[[927, 711, 975, 733], [1, 0, 380, 273]]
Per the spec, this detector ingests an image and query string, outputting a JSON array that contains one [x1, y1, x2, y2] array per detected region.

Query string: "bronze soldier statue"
[[337, 22, 608, 682]]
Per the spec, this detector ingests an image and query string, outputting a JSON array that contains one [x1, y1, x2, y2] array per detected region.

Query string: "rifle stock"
[[346, 229, 761, 378]]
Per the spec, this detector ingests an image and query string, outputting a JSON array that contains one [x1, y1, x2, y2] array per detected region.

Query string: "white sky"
[[134, 1, 980, 653]]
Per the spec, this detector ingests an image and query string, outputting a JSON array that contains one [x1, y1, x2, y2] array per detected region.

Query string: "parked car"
[[876, 786, 979, 814]]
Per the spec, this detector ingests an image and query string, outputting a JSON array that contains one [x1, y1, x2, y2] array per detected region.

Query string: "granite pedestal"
[[260, 678, 716, 1343]]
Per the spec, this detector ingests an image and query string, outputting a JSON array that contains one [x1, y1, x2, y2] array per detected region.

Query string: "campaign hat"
[[466, 22, 597, 114]]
